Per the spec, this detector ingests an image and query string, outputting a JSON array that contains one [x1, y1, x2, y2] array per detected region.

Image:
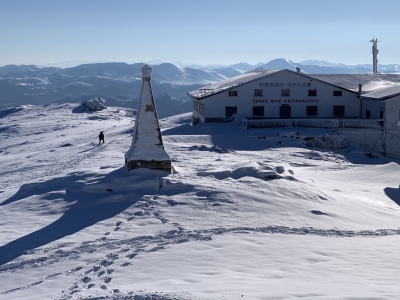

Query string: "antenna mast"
[[369, 37, 380, 74]]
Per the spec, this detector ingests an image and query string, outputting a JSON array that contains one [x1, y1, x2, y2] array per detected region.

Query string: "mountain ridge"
[[0, 58, 399, 116]]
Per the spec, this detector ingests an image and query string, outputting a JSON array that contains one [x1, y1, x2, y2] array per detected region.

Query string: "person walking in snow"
[[98, 131, 104, 145]]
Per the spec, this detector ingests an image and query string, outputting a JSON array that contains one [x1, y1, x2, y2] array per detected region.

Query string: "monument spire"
[[125, 64, 171, 172]]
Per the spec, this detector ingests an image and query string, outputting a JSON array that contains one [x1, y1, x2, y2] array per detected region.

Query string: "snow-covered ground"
[[1, 103, 400, 299]]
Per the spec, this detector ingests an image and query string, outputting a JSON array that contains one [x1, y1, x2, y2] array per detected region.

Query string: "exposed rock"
[[82, 98, 107, 111]]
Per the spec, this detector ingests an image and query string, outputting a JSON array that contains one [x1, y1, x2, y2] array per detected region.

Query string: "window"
[[366, 110, 371, 119], [306, 106, 318, 116], [333, 90, 342, 96], [333, 105, 345, 117], [193, 101, 204, 115], [380, 110, 384, 119], [281, 89, 290, 97], [254, 89, 263, 97], [225, 106, 237, 117], [308, 89, 317, 97], [228, 91, 238, 97], [253, 106, 264, 117]]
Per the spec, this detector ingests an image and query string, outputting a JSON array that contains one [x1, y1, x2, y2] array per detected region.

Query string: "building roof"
[[188, 69, 400, 101], [187, 69, 281, 99], [308, 74, 400, 100]]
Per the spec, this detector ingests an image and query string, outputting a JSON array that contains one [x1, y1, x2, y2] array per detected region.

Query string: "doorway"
[[280, 105, 291, 119]]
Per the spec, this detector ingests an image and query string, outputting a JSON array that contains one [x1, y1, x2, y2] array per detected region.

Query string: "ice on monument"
[[125, 64, 172, 172]]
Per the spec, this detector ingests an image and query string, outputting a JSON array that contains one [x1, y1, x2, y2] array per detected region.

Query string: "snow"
[[60, 82, 93, 89], [305, 134, 350, 150], [1, 104, 400, 299], [360, 80, 400, 99], [188, 69, 279, 98], [309, 73, 400, 99], [189, 70, 400, 100]]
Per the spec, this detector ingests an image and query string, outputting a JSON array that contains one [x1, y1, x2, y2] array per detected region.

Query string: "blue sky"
[[1, 0, 399, 66]]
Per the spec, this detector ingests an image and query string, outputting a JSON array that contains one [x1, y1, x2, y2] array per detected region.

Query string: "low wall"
[[242, 118, 383, 130], [336, 129, 384, 154], [385, 131, 400, 160], [241, 117, 385, 154]]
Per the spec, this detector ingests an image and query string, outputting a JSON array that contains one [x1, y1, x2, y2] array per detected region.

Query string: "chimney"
[[296, 67, 301, 73], [358, 84, 362, 94]]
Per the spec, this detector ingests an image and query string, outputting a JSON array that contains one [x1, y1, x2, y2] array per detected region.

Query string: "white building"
[[187, 69, 400, 159]]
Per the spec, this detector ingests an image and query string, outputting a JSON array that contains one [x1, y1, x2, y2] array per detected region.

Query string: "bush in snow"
[[305, 134, 350, 150], [82, 98, 107, 111]]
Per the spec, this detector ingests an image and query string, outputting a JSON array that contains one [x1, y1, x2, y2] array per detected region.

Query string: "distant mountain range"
[[0, 59, 399, 117]]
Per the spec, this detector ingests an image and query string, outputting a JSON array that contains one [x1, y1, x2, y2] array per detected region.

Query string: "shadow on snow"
[[384, 185, 400, 207], [0, 167, 169, 266], [162, 121, 391, 165]]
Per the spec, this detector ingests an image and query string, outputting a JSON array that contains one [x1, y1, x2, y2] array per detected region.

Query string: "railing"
[[242, 118, 384, 130]]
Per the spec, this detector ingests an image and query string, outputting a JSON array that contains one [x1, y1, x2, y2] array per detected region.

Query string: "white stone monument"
[[125, 65, 172, 172]]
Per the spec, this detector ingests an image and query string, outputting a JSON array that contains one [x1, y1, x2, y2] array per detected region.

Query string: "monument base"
[[126, 158, 171, 173]]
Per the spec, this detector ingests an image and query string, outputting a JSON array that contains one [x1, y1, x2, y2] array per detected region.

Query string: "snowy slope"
[[1, 104, 400, 299]]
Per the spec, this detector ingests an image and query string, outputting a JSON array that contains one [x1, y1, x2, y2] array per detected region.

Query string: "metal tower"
[[370, 37, 379, 74]]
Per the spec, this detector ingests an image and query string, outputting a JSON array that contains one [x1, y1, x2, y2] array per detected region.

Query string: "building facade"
[[188, 69, 400, 159]]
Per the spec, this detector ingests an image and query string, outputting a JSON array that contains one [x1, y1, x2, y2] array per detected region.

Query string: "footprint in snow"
[[81, 276, 91, 283], [115, 221, 122, 226], [310, 210, 329, 215], [104, 277, 112, 283], [126, 253, 137, 259], [101, 259, 113, 267]]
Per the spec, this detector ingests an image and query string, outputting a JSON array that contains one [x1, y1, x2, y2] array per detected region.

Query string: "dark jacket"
[[99, 132, 104, 140]]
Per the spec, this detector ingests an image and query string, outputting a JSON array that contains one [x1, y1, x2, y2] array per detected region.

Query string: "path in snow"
[[2, 223, 400, 277], [2, 223, 400, 298], [0, 141, 111, 191]]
